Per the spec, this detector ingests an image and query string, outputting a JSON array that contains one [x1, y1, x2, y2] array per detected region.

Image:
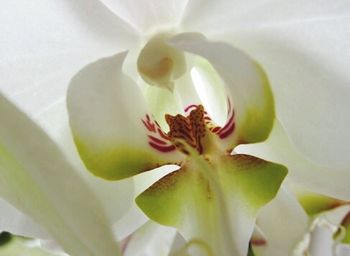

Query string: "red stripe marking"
[[250, 239, 266, 246], [211, 126, 221, 133], [142, 120, 155, 132], [219, 120, 235, 139], [157, 128, 170, 140], [219, 112, 234, 133], [149, 142, 176, 152], [185, 104, 198, 112], [147, 120, 156, 131], [148, 135, 167, 145]]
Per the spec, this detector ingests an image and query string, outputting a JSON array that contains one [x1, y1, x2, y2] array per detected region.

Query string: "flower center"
[[142, 103, 236, 156], [165, 105, 207, 155], [137, 34, 186, 90]]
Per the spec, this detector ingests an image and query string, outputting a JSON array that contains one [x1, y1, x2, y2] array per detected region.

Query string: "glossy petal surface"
[[123, 221, 177, 256], [67, 52, 183, 180], [98, 0, 188, 33], [253, 188, 308, 256], [237, 121, 350, 200], [0, 236, 57, 256], [0, 94, 120, 256], [0, 199, 48, 239], [35, 102, 136, 227], [337, 245, 350, 256], [309, 223, 336, 256], [0, 0, 137, 120], [231, 16, 350, 169], [136, 155, 287, 256], [181, 0, 350, 37], [170, 33, 274, 151]]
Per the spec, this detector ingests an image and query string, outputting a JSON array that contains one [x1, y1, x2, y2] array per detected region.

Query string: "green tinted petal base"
[[67, 53, 183, 181], [74, 138, 166, 180], [237, 64, 274, 145], [136, 154, 287, 256], [297, 192, 349, 217], [169, 33, 276, 150], [0, 94, 120, 256]]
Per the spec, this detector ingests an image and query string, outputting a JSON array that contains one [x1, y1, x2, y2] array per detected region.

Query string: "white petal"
[[133, 165, 179, 196], [67, 52, 183, 180], [0, 94, 120, 256], [123, 221, 177, 256], [35, 100, 136, 227], [2, 102, 135, 243], [0, 0, 138, 120], [337, 244, 350, 256], [113, 204, 149, 241], [54, 123, 135, 224], [169, 233, 187, 254], [181, 0, 350, 36], [236, 121, 350, 200], [0, 199, 49, 239], [306, 207, 350, 255], [309, 224, 334, 256], [170, 33, 275, 150], [231, 16, 350, 169], [0, 236, 61, 256], [253, 188, 308, 256], [98, 0, 188, 34], [143, 84, 184, 131], [113, 165, 179, 241], [190, 60, 229, 126], [39, 239, 67, 256]]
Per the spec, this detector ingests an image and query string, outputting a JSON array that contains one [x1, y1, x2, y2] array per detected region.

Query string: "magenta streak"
[[217, 113, 234, 134], [147, 120, 156, 131], [211, 126, 221, 133], [157, 128, 170, 140], [184, 104, 198, 112], [142, 120, 155, 132], [219, 120, 235, 139], [148, 135, 167, 145], [149, 142, 176, 152], [217, 112, 235, 139], [142, 114, 176, 153], [250, 239, 266, 246]]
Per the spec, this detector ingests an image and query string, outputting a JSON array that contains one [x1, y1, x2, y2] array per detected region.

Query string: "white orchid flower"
[[1, 0, 350, 256], [66, 35, 287, 256]]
